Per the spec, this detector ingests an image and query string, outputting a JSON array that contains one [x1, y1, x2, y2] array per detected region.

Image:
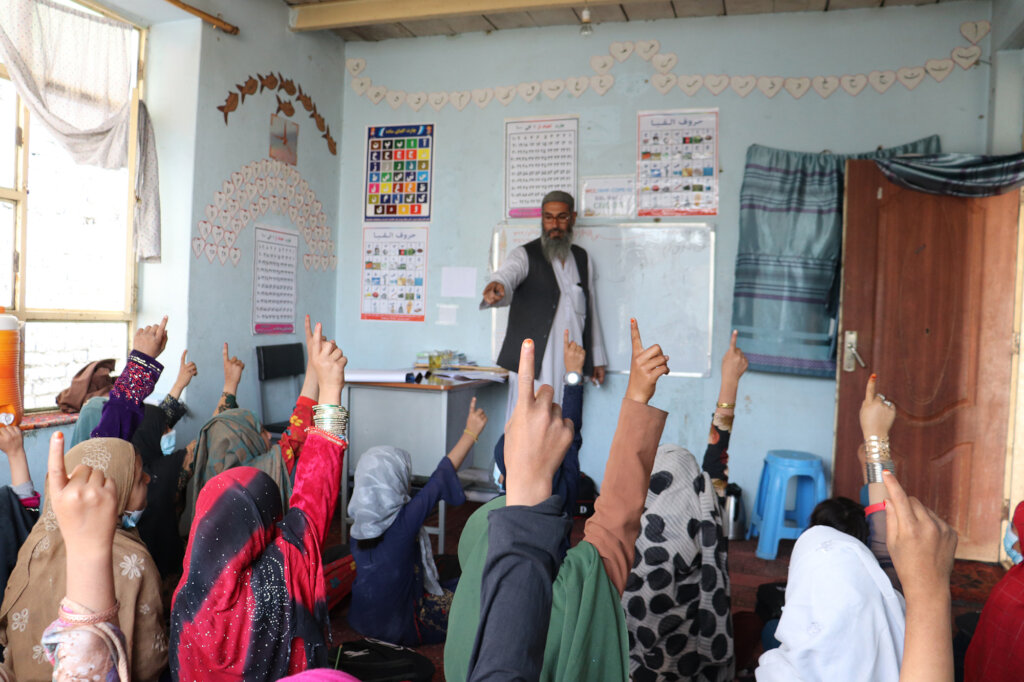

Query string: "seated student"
[[446, 319, 669, 681], [494, 329, 584, 558], [0, 426, 40, 612], [756, 376, 958, 682], [348, 397, 488, 646], [171, 324, 348, 680], [624, 330, 748, 682], [964, 500, 1024, 681], [178, 316, 324, 534], [0, 319, 170, 681]]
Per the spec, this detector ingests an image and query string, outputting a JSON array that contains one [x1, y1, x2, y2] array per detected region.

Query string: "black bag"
[[755, 581, 787, 623], [331, 638, 435, 682], [576, 472, 599, 519]]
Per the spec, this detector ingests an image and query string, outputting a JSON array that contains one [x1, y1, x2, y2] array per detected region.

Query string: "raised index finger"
[[630, 318, 643, 355], [222, 342, 229, 362], [47, 432, 68, 494], [730, 329, 738, 350], [517, 339, 535, 402], [882, 470, 916, 524], [865, 373, 877, 402], [181, 349, 188, 365], [158, 315, 168, 334], [311, 322, 323, 355], [304, 314, 313, 343]]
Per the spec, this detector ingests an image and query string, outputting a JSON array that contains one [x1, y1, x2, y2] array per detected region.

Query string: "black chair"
[[255, 342, 305, 437]]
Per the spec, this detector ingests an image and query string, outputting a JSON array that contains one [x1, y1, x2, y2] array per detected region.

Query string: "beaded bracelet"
[[716, 402, 736, 409], [59, 598, 119, 626], [463, 429, 478, 443]]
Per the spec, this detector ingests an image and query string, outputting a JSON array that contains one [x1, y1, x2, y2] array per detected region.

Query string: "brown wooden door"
[[835, 160, 1019, 561]]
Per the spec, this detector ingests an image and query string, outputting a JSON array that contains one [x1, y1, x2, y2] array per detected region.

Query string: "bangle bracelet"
[[716, 402, 736, 409], [463, 429, 478, 443], [308, 426, 345, 447], [864, 501, 887, 516], [313, 404, 349, 437], [59, 598, 119, 626]]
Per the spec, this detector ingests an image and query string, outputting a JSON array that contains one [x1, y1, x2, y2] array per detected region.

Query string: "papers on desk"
[[429, 368, 508, 383], [345, 369, 419, 383]]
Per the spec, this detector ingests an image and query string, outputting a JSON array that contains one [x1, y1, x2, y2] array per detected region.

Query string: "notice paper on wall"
[[505, 115, 578, 219], [364, 124, 434, 222], [252, 224, 298, 335], [581, 175, 636, 218], [440, 266, 477, 298], [637, 109, 719, 217], [361, 225, 428, 321]]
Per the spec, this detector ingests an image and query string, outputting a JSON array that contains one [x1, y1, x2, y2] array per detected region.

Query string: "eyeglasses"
[[542, 213, 572, 223]]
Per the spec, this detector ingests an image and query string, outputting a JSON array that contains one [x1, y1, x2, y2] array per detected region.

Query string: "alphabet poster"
[[252, 225, 298, 334], [361, 225, 428, 321], [364, 124, 434, 221], [505, 115, 578, 219], [637, 109, 718, 216]]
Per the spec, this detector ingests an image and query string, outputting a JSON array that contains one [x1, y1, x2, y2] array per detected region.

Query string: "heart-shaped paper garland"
[[194, 158, 336, 271]]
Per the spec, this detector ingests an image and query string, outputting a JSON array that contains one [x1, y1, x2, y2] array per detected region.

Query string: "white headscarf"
[[348, 446, 443, 595], [756, 525, 906, 682]]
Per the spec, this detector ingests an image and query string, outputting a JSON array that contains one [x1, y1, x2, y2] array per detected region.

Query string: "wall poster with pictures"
[[505, 115, 578, 219], [360, 225, 428, 321], [364, 124, 434, 221], [636, 109, 718, 217]]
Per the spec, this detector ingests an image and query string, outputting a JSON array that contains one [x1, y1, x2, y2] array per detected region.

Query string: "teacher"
[[481, 190, 607, 416]]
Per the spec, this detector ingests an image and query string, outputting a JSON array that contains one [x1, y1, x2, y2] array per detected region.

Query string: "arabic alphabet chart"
[[252, 225, 298, 335], [361, 225, 428, 321], [636, 109, 719, 217], [505, 116, 578, 219], [365, 124, 434, 221]]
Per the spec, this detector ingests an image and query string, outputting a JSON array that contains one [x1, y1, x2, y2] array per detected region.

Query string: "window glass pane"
[[23, 320, 127, 410], [0, 78, 16, 189], [0, 201, 14, 309], [25, 120, 128, 311]]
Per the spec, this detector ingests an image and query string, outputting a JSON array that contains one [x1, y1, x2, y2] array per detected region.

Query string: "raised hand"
[[300, 314, 325, 400], [0, 424, 29, 488], [625, 319, 669, 405], [464, 396, 488, 439], [309, 321, 346, 404], [721, 330, 748, 386], [482, 281, 505, 305], [133, 316, 169, 359], [563, 329, 586, 376], [861, 374, 896, 440], [172, 350, 198, 394], [222, 342, 245, 393], [504, 339, 574, 507], [883, 471, 957, 597]]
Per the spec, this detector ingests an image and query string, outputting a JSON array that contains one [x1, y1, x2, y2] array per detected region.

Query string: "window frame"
[[0, 3, 148, 411]]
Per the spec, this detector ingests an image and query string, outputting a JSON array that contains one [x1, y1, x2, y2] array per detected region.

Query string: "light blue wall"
[[176, 0, 344, 437], [335, 1, 994, 514]]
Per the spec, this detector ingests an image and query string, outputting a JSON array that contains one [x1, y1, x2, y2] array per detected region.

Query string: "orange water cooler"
[[0, 311, 23, 426]]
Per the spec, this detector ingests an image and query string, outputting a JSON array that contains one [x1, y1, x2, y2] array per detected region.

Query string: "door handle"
[[843, 330, 867, 372]]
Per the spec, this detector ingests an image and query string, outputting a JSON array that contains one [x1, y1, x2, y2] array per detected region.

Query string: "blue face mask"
[[121, 509, 144, 529], [160, 430, 176, 456], [1005, 524, 1022, 565]]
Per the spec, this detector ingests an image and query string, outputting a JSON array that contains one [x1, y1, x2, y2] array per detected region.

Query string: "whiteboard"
[[490, 223, 715, 377]]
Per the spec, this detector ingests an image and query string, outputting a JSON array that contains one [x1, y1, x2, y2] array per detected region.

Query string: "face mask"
[[160, 430, 176, 456], [1005, 524, 1022, 565], [121, 509, 144, 529]]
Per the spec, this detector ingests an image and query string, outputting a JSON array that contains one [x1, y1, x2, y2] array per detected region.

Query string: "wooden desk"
[[339, 376, 502, 545]]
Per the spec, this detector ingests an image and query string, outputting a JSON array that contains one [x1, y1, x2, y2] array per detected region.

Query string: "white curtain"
[[0, 0, 161, 261]]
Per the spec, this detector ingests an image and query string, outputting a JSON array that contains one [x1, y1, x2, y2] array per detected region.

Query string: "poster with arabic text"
[[637, 109, 718, 216], [360, 225, 428, 321], [505, 116, 578, 219]]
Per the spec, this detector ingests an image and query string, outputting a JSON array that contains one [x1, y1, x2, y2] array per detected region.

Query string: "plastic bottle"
[[0, 309, 23, 426]]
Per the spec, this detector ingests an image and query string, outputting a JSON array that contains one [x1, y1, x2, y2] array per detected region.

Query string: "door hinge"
[[14, 126, 22, 148], [1014, 332, 1021, 356], [1004, 498, 1011, 518], [877, 187, 883, 200]]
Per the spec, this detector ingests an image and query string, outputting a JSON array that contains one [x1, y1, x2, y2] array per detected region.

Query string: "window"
[[0, 6, 143, 411]]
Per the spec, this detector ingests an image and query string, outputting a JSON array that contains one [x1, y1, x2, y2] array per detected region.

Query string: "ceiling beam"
[[290, 0, 663, 32]]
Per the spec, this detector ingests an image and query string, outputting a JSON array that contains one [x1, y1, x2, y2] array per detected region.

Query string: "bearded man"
[[481, 190, 607, 417]]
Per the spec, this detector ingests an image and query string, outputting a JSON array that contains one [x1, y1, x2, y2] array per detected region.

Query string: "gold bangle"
[[716, 402, 736, 409], [464, 429, 478, 443]]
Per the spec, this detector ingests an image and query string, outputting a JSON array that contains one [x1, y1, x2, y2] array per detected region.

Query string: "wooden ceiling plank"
[[527, 7, 580, 25], [621, 1, 676, 20], [484, 11, 537, 29], [444, 15, 497, 32], [577, 4, 629, 21], [883, 0, 936, 6], [773, 0, 826, 11], [351, 22, 415, 40], [671, 0, 725, 16], [723, 0, 771, 13], [827, 0, 882, 9], [400, 17, 457, 36], [331, 26, 365, 40]]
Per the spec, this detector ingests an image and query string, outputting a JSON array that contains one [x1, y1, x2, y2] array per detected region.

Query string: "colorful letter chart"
[[252, 225, 298, 335], [505, 116, 578, 219], [360, 225, 428, 321], [365, 124, 434, 221], [636, 109, 719, 217]]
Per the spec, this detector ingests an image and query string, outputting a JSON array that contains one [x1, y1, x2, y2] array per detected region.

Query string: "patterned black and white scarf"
[[623, 444, 734, 681]]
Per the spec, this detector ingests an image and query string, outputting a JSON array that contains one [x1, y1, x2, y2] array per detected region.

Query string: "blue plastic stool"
[[746, 450, 829, 560]]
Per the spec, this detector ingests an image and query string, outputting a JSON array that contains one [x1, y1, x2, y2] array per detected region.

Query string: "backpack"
[[331, 638, 435, 682]]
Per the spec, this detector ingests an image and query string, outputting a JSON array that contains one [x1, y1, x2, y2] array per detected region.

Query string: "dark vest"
[[496, 238, 594, 377]]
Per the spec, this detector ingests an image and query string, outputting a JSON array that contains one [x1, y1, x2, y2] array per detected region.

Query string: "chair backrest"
[[255, 343, 305, 381]]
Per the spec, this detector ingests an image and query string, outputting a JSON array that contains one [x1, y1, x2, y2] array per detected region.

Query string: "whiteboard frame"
[[488, 222, 715, 378]]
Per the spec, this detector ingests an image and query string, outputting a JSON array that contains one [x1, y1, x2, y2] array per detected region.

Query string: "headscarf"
[[444, 496, 629, 682], [131, 404, 168, 467], [964, 500, 1024, 681], [68, 395, 107, 447], [755, 525, 906, 681], [179, 408, 292, 536], [0, 438, 167, 681], [171, 466, 329, 680], [0, 487, 38, 609], [348, 446, 442, 595], [625, 444, 734, 681]]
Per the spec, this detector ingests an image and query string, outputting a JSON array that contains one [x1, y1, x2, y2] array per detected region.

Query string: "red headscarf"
[[964, 501, 1024, 682]]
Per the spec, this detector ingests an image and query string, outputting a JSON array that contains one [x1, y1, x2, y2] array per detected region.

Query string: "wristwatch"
[[564, 371, 583, 386]]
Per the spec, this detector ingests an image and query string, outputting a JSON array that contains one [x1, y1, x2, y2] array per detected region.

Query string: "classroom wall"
[[169, 0, 344, 437], [334, 1, 994, 516]]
